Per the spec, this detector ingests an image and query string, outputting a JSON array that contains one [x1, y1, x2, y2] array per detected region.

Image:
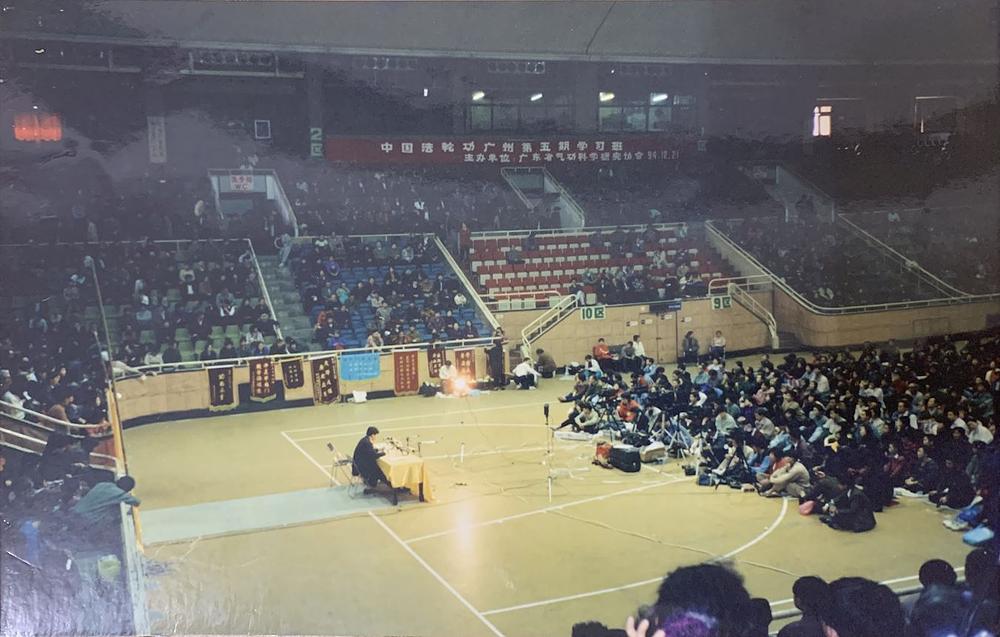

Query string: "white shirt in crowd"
[[584, 358, 602, 374], [968, 422, 994, 445], [632, 339, 645, 358], [439, 364, 456, 381], [815, 373, 830, 394], [712, 335, 726, 348], [512, 361, 540, 379]]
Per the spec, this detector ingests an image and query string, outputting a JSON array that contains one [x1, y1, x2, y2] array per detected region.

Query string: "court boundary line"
[[479, 496, 788, 616], [368, 512, 506, 637], [405, 476, 689, 544], [280, 431, 340, 485], [283, 400, 550, 433]]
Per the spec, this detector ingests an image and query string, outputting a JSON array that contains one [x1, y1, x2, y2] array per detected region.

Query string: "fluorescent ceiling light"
[[472, 90, 486, 101], [530, 93, 543, 102], [650, 93, 669, 104], [599, 91, 615, 102]]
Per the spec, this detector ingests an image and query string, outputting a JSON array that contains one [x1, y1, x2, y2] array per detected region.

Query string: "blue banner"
[[340, 353, 381, 381]]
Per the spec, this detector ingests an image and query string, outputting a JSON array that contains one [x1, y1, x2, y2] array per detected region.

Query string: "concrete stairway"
[[256, 255, 317, 351]]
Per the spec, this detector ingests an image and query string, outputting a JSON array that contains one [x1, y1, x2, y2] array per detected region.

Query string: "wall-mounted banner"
[[428, 348, 447, 379], [311, 357, 340, 405], [281, 358, 305, 389], [340, 352, 381, 381], [250, 359, 277, 403], [393, 350, 420, 395], [208, 367, 236, 411], [455, 349, 477, 379], [325, 135, 690, 165]]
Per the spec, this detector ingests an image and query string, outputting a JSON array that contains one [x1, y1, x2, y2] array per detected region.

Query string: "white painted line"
[[284, 400, 551, 433], [291, 422, 545, 442], [717, 496, 788, 560], [481, 493, 788, 616], [280, 431, 340, 486], [406, 477, 688, 544], [422, 445, 553, 461], [368, 512, 505, 637]]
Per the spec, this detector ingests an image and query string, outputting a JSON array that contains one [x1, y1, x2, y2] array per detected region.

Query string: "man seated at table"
[[352, 426, 390, 494], [512, 358, 541, 390]]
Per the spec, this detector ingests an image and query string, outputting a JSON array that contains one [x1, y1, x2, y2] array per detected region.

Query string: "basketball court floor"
[[126, 359, 970, 637]]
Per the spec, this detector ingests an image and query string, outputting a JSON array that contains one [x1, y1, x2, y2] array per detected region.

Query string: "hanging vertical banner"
[[249, 359, 277, 402], [428, 348, 447, 379], [455, 349, 477, 379], [281, 358, 305, 389], [208, 367, 236, 411], [311, 357, 340, 405], [393, 350, 420, 395], [147, 115, 167, 164]]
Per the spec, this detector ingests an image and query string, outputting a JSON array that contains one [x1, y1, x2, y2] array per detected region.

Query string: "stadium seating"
[[718, 217, 939, 306], [847, 208, 999, 295], [468, 225, 735, 304], [287, 235, 492, 349]]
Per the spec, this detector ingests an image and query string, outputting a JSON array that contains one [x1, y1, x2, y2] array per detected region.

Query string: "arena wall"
[[116, 348, 489, 425], [496, 293, 773, 366], [773, 290, 1000, 348]]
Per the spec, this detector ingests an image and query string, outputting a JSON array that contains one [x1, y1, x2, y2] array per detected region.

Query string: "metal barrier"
[[471, 221, 688, 241]]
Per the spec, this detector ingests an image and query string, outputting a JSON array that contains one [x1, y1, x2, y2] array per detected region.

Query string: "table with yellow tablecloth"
[[377, 453, 433, 502]]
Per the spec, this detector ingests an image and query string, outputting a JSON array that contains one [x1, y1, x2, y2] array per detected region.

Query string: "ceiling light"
[[599, 91, 615, 103], [530, 93, 543, 102], [423, 87, 429, 97], [650, 93, 669, 104], [34, 47, 45, 54], [472, 90, 486, 101]]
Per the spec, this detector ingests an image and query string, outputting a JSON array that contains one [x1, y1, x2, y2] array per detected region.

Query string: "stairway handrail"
[[835, 213, 970, 298], [432, 235, 501, 331], [704, 220, 1000, 315], [727, 282, 779, 350], [521, 295, 576, 352], [247, 238, 284, 340]]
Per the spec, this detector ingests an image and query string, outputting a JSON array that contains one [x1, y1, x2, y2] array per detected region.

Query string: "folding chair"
[[326, 443, 365, 497]]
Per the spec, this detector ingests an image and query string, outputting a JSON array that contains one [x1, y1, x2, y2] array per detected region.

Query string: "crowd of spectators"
[[576, 548, 999, 637], [286, 164, 533, 237], [289, 235, 490, 350], [1, 445, 139, 636], [562, 330, 999, 542], [720, 217, 938, 306], [88, 238, 290, 365], [848, 207, 1000, 296], [1, 246, 112, 429], [550, 159, 781, 227]]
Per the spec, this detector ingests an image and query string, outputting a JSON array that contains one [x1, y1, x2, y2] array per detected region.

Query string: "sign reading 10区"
[[711, 295, 733, 311], [580, 306, 607, 321]]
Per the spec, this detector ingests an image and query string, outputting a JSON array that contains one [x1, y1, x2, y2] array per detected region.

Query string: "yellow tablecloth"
[[377, 454, 434, 502]]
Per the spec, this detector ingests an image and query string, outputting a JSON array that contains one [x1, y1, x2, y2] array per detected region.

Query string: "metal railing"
[[728, 282, 780, 350], [521, 294, 576, 355], [498, 166, 537, 210], [835, 213, 967, 299], [704, 220, 1000, 315], [432, 235, 501, 331], [246, 237, 284, 340], [471, 221, 688, 241], [482, 289, 566, 311], [207, 168, 299, 235], [119, 335, 498, 377]]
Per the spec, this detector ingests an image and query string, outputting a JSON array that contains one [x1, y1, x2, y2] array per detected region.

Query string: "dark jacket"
[[352, 436, 385, 486]]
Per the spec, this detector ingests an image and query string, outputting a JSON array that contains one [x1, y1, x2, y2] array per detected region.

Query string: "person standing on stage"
[[352, 426, 389, 493]]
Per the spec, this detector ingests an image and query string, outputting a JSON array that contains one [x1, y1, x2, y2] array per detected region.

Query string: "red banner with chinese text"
[[393, 350, 420, 395], [455, 349, 477, 379], [250, 359, 277, 403], [428, 348, 447, 379], [325, 136, 689, 165], [311, 357, 340, 405]]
